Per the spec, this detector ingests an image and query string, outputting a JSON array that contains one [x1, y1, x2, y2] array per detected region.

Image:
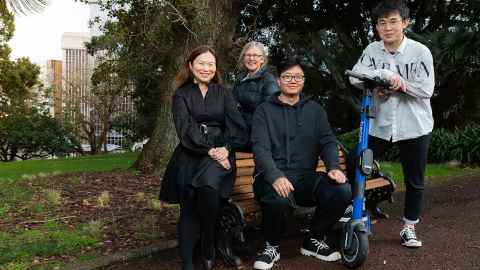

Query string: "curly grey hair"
[[237, 41, 269, 71]]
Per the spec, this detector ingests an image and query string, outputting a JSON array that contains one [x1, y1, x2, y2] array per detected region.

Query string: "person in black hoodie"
[[251, 57, 352, 270]]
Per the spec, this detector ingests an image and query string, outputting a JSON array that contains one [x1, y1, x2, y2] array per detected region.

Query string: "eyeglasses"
[[377, 19, 403, 29], [244, 54, 263, 59], [280, 74, 305, 82]]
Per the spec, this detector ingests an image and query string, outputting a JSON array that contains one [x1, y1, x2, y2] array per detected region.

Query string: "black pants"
[[254, 172, 352, 246], [178, 186, 221, 268], [369, 134, 431, 222]]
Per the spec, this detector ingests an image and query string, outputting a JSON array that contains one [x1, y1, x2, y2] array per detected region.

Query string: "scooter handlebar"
[[345, 70, 392, 89]]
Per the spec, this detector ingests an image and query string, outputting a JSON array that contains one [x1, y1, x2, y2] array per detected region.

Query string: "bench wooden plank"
[[232, 184, 253, 194], [236, 158, 255, 168], [235, 152, 253, 159], [235, 175, 253, 186], [236, 167, 255, 177], [231, 192, 255, 201], [365, 177, 391, 190]]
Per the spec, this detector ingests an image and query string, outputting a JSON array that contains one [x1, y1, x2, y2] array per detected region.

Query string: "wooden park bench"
[[217, 146, 396, 263]]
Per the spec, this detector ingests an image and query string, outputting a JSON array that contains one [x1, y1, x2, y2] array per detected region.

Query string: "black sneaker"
[[300, 236, 341, 262], [400, 226, 422, 248], [253, 242, 280, 270]]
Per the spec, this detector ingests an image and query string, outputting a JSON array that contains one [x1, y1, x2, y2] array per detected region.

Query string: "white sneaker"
[[400, 226, 422, 248], [253, 242, 280, 270]]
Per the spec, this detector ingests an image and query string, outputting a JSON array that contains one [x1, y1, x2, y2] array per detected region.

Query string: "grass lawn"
[[379, 162, 478, 189], [0, 152, 138, 181]]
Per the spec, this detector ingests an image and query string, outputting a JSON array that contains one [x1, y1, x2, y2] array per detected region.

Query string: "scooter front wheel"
[[341, 229, 369, 269]]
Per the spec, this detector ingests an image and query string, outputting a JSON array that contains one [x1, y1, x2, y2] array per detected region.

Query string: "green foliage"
[[411, 29, 480, 128], [339, 124, 480, 164], [0, 222, 98, 267], [455, 124, 480, 164], [80, 220, 104, 239], [111, 113, 149, 151], [428, 128, 459, 163], [337, 129, 359, 153], [44, 189, 62, 207], [0, 107, 78, 161], [0, 1, 15, 53], [0, 178, 33, 216], [1, 261, 29, 270]]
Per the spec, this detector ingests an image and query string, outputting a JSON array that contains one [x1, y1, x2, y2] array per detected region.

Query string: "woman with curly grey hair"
[[232, 41, 279, 150]]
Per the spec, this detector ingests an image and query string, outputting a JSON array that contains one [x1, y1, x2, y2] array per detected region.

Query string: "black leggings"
[[178, 186, 221, 269]]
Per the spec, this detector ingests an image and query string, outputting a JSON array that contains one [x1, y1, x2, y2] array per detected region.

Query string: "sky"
[[8, 0, 91, 65]]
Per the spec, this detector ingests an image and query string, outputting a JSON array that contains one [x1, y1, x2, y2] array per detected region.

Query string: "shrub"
[[455, 124, 480, 164], [428, 128, 459, 163], [338, 124, 480, 164]]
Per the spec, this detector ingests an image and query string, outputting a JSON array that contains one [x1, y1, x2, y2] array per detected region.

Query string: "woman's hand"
[[218, 158, 231, 170], [208, 147, 231, 170], [328, 169, 347, 184], [208, 147, 229, 161]]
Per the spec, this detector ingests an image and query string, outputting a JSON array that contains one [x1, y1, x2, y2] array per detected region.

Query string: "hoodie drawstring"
[[283, 107, 291, 169]]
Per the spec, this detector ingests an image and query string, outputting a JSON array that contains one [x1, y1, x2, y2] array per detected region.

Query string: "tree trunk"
[[134, 0, 238, 174]]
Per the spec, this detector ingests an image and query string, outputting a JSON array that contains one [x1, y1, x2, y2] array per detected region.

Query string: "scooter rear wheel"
[[341, 229, 369, 269]]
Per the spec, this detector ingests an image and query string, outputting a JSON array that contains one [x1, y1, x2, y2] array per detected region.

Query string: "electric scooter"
[[340, 70, 392, 268]]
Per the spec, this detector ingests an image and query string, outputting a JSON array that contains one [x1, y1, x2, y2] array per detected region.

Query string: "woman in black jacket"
[[232, 42, 279, 149], [159, 46, 247, 270]]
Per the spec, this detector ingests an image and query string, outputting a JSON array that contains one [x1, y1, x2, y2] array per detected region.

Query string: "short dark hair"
[[372, 0, 410, 23], [276, 56, 305, 75]]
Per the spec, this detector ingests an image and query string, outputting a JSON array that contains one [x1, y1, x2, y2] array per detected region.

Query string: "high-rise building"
[[61, 32, 93, 123], [45, 59, 63, 117]]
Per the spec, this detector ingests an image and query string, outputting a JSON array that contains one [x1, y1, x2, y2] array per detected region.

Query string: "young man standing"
[[251, 57, 352, 270], [350, 0, 435, 248]]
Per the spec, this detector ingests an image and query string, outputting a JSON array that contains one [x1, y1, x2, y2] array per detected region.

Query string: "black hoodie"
[[251, 93, 339, 185]]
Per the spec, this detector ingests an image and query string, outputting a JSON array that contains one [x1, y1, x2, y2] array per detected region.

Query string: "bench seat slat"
[[365, 177, 391, 190], [231, 192, 255, 201], [232, 184, 253, 194]]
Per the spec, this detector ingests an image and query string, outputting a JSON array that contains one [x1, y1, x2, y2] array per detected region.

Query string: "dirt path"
[[107, 174, 480, 270]]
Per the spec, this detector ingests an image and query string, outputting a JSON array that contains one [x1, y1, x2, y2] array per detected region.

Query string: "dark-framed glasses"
[[280, 74, 305, 82]]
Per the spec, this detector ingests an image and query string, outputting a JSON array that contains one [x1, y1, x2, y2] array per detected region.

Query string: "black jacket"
[[251, 93, 339, 185], [232, 65, 279, 130], [160, 83, 248, 203]]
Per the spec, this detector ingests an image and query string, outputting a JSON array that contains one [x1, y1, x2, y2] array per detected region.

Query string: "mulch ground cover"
[[0, 170, 177, 266]]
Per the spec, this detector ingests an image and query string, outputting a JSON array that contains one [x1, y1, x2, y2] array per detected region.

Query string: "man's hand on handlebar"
[[388, 73, 407, 93]]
